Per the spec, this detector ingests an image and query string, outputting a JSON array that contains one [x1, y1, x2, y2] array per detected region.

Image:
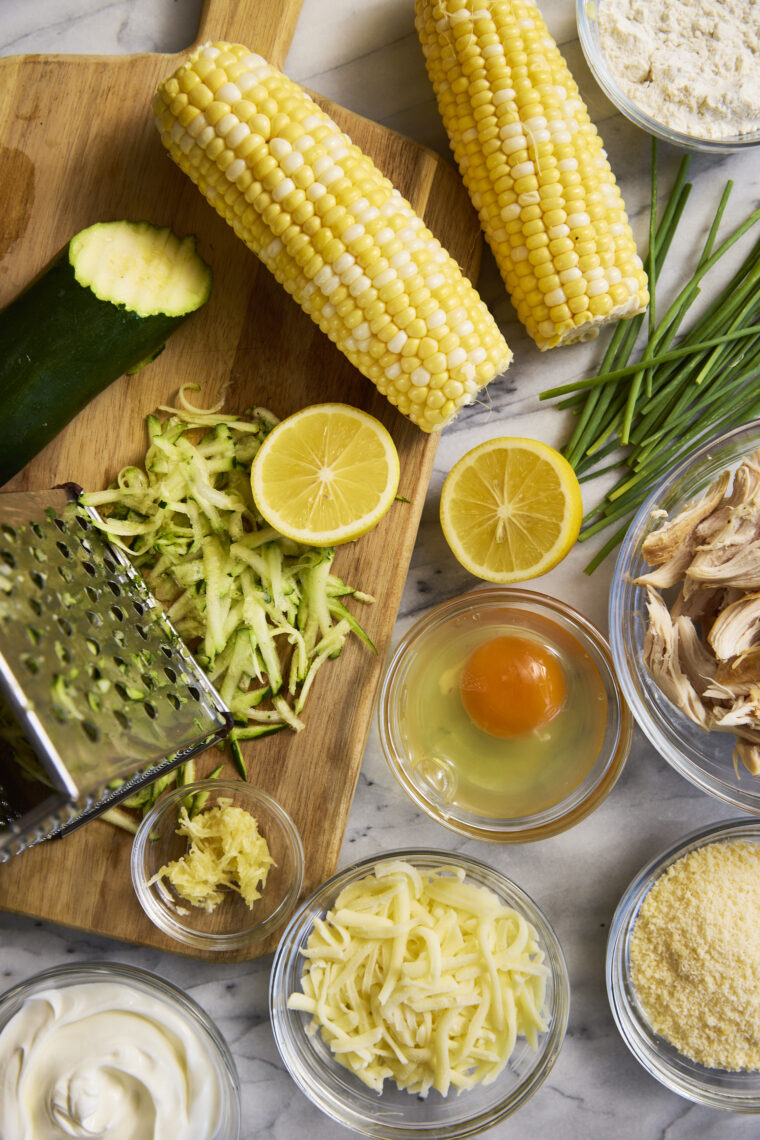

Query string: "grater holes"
[[56, 617, 73, 637], [54, 642, 72, 666], [110, 605, 124, 622], [113, 630, 126, 647], [86, 638, 100, 656], [0, 524, 16, 542], [134, 624, 148, 641], [74, 513, 90, 532], [103, 557, 117, 574], [56, 541, 71, 559], [30, 522, 44, 539], [86, 610, 102, 628], [113, 708, 129, 730], [81, 561, 97, 577], [28, 597, 43, 617], [187, 686, 201, 702], [164, 665, 177, 683], [80, 722, 99, 743], [86, 662, 102, 681], [57, 564, 73, 583], [29, 569, 45, 590], [144, 702, 157, 720], [53, 518, 66, 534], [1, 549, 16, 569], [160, 646, 173, 660], [166, 692, 181, 710], [85, 585, 98, 603], [106, 580, 122, 597], [141, 673, 156, 693], [20, 653, 42, 675], [133, 600, 145, 616]]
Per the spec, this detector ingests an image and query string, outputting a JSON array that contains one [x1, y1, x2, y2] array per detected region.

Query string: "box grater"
[[0, 487, 232, 860]]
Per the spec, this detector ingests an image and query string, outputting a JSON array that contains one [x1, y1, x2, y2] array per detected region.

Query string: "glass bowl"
[[609, 420, 760, 814], [378, 587, 631, 842], [131, 779, 304, 952], [270, 849, 569, 1139], [0, 961, 241, 1138], [607, 818, 760, 1110], [576, 0, 760, 153]]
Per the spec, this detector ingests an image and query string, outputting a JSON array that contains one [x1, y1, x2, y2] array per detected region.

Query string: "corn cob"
[[415, 0, 649, 350], [153, 42, 512, 432]]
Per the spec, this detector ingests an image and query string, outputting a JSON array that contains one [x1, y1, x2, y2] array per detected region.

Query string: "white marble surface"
[[2, 1, 760, 1137]]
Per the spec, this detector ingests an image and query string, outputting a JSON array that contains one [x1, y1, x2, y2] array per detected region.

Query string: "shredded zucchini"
[[81, 385, 375, 774]]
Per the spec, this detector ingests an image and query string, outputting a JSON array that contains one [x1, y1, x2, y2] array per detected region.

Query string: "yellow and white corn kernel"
[[415, 0, 649, 350], [154, 41, 513, 432]]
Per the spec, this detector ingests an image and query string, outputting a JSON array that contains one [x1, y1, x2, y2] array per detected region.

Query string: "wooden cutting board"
[[0, 0, 483, 960]]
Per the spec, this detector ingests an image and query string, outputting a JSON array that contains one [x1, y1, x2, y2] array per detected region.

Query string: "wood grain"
[[0, 0, 483, 959]]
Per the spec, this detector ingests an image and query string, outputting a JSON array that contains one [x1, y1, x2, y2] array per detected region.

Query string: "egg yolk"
[[459, 635, 566, 738]]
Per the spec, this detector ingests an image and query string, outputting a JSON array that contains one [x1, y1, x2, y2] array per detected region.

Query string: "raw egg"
[[459, 635, 566, 738]]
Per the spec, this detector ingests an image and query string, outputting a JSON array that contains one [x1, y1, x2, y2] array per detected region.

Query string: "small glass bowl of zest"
[[0, 961, 241, 1139], [378, 587, 631, 841], [270, 849, 569, 1139], [607, 819, 760, 1110]]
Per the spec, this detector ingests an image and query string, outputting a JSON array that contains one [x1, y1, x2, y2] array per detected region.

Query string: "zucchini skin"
[[0, 246, 203, 486]]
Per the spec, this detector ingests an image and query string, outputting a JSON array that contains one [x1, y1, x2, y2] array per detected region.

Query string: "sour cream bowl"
[[0, 962, 241, 1140]]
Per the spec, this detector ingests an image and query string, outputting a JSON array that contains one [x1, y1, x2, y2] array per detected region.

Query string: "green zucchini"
[[0, 220, 212, 485]]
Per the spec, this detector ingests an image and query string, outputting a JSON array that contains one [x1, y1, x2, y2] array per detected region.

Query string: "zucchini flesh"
[[0, 221, 212, 486]]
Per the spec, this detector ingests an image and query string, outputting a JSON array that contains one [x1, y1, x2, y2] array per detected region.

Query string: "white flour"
[[598, 0, 760, 140]]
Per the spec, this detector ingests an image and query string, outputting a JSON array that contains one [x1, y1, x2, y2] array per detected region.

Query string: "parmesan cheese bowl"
[[269, 849, 569, 1139], [577, 0, 760, 153], [607, 818, 760, 1110], [131, 780, 304, 952]]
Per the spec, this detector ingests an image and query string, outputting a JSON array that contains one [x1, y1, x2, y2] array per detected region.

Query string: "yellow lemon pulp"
[[440, 437, 583, 582], [251, 403, 400, 546]]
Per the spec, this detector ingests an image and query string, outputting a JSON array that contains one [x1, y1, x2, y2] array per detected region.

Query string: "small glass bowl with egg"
[[378, 587, 631, 842], [270, 848, 569, 1138], [0, 961, 241, 1139], [576, 0, 760, 153], [607, 818, 760, 1110], [131, 778, 304, 953]]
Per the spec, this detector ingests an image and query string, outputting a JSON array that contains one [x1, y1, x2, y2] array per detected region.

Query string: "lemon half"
[[251, 403, 400, 546], [440, 437, 583, 582]]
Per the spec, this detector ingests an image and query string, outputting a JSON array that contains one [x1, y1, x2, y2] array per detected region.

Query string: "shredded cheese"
[[287, 859, 549, 1096], [149, 798, 275, 913]]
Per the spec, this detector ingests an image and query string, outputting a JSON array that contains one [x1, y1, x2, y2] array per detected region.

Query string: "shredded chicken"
[[642, 589, 709, 728], [635, 450, 760, 777]]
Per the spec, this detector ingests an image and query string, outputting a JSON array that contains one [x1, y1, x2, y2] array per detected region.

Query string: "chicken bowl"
[[609, 421, 760, 814]]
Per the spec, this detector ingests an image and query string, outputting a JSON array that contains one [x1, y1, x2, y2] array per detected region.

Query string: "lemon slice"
[[251, 403, 400, 546], [440, 437, 583, 582]]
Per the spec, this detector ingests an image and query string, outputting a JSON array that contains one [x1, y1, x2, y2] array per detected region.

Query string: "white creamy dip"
[[598, 0, 760, 140], [0, 981, 223, 1140]]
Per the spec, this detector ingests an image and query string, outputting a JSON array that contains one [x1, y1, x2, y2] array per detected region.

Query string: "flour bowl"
[[577, 0, 760, 153]]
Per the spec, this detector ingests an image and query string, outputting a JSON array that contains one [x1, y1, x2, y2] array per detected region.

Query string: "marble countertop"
[[2, 2, 760, 1137]]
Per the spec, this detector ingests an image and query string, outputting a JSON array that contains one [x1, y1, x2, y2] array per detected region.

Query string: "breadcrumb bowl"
[[607, 818, 760, 1110], [269, 849, 568, 1139], [609, 421, 760, 815]]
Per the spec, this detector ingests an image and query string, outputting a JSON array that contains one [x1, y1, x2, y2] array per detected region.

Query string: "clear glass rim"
[[0, 961, 241, 1135], [609, 419, 760, 814], [269, 847, 570, 1139], [131, 779, 305, 950], [606, 818, 760, 1110], [576, 0, 760, 153], [378, 586, 632, 842]]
